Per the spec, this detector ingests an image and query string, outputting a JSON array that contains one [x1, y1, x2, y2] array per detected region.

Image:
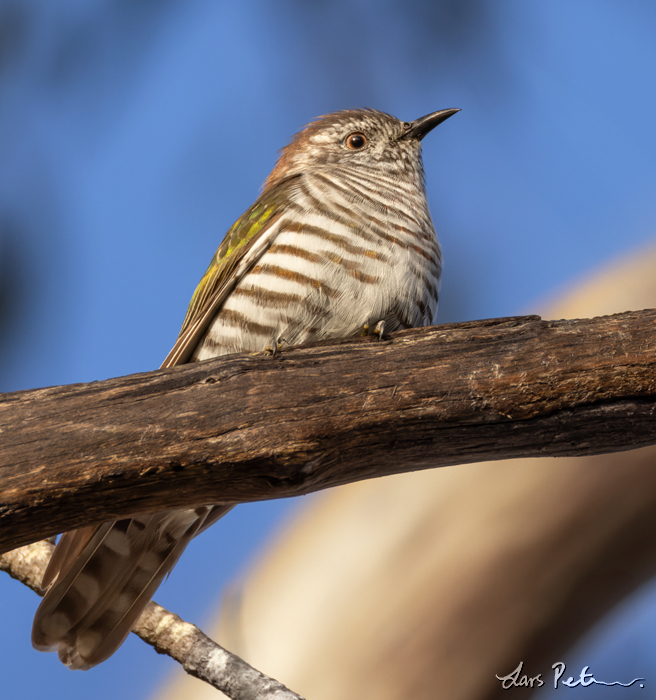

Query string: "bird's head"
[[263, 107, 459, 190]]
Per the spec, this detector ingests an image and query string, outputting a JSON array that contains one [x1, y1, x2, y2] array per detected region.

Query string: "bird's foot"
[[361, 321, 386, 340]]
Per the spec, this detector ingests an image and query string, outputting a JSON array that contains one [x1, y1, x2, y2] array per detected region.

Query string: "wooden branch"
[[0, 542, 305, 700], [1, 309, 656, 553]]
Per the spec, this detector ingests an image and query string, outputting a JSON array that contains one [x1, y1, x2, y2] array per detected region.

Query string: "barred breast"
[[192, 167, 441, 360]]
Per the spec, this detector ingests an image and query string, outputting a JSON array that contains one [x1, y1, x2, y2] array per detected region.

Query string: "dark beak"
[[399, 108, 460, 141]]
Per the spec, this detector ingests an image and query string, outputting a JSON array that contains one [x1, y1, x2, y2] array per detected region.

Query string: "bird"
[[31, 106, 459, 669]]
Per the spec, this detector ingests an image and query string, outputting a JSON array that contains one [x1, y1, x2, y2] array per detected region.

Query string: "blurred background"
[[2, 1, 656, 698]]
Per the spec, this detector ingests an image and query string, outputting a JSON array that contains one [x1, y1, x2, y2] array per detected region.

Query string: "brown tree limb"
[[0, 542, 305, 700], [1, 309, 656, 554]]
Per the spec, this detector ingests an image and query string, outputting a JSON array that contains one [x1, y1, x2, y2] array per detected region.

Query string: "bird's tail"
[[32, 505, 232, 669]]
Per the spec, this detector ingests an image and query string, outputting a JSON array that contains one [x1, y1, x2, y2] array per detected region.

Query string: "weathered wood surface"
[[1, 309, 655, 553]]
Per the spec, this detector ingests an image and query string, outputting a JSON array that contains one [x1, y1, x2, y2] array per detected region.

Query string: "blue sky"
[[2, 2, 656, 698]]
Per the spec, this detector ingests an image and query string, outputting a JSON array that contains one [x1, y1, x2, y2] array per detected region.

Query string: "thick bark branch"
[[1, 309, 656, 553], [0, 542, 305, 700]]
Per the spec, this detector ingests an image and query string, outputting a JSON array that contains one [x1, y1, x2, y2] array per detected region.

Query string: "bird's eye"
[[345, 132, 367, 150]]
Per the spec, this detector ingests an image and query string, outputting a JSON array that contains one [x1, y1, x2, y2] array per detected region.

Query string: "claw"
[[361, 323, 370, 337], [270, 337, 287, 358], [372, 320, 386, 340]]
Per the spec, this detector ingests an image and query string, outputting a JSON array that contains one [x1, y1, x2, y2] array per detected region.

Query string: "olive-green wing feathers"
[[161, 176, 300, 368]]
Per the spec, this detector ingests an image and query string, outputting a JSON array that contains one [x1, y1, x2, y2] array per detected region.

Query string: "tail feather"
[[40, 525, 101, 590], [32, 505, 232, 669]]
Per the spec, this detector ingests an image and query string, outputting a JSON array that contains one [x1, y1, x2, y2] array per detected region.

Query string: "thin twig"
[[0, 542, 305, 700]]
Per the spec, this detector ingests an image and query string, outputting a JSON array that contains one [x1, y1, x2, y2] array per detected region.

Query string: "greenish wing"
[[161, 176, 299, 367]]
